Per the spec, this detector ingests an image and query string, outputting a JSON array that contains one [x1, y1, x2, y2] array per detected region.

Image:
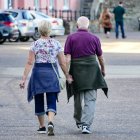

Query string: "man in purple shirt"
[[64, 16, 108, 134], [64, 25, 102, 59]]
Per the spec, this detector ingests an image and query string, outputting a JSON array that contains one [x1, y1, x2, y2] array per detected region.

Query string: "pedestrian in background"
[[19, 20, 72, 136], [113, 1, 126, 39], [99, 7, 112, 38], [64, 16, 108, 134]]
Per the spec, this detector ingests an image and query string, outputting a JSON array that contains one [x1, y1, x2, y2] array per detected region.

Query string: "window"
[[49, 0, 55, 10], [34, 0, 40, 10], [22, 11, 33, 20], [8, 0, 13, 9], [63, 0, 69, 10], [3, 0, 13, 9], [6, 11, 18, 18]]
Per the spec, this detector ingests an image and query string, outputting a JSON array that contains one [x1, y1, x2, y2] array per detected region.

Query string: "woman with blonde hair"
[[19, 20, 72, 136], [100, 7, 112, 38]]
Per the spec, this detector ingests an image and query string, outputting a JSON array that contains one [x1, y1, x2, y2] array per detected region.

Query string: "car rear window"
[[6, 11, 18, 18], [0, 13, 14, 22]]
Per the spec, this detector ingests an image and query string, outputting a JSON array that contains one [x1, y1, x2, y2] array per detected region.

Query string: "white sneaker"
[[106, 32, 110, 38], [82, 125, 92, 134]]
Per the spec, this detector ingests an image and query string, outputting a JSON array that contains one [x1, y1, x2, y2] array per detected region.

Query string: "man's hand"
[[98, 55, 105, 77], [101, 70, 105, 77], [66, 74, 73, 84]]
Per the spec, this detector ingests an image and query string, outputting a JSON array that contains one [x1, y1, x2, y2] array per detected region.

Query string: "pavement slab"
[[0, 76, 140, 140]]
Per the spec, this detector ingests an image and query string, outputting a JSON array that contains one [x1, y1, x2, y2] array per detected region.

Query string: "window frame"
[[63, 0, 69, 10], [34, 0, 40, 10], [8, 0, 13, 9], [49, 0, 55, 10]]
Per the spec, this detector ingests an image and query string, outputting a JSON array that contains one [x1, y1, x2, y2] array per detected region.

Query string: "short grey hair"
[[77, 16, 89, 29], [38, 20, 52, 37]]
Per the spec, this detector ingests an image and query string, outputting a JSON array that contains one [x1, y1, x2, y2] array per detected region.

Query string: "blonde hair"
[[38, 20, 52, 37], [77, 16, 89, 29]]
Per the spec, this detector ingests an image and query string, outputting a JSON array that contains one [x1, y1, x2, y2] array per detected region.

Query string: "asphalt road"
[[0, 32, 140, 140]]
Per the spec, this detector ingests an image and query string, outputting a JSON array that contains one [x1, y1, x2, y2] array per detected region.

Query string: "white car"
[[29, 10, 65, 40]]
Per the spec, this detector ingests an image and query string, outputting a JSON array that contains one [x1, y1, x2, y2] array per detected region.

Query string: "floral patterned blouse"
[[30, 38, 63, 63]]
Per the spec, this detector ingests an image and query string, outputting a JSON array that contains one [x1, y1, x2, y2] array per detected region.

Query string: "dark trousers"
[[115, 21, 125, 38], [34, 93, 57, 116], [104, 27, 111, 34]]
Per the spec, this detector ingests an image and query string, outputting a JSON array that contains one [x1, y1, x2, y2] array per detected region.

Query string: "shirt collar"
[[77, 29, 88, 32]]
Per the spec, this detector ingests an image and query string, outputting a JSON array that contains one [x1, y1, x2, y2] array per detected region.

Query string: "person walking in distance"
[[99, 7, 112, 38], [19, 20, 72, 136], [113, 1, 126, 39], [64, 16, 108, 134]]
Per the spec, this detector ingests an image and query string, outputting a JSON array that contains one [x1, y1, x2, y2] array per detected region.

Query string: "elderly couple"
[[20, 16, 108, 136]]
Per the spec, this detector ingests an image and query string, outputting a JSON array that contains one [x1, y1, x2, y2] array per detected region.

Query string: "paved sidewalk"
[[0, 76, 140, 140]]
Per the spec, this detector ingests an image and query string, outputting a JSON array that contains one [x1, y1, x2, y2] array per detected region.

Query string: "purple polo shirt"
[[64, 29, 102, 58]]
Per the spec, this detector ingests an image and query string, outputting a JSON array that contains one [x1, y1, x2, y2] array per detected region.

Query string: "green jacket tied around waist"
[[66, 55, 108, 101]]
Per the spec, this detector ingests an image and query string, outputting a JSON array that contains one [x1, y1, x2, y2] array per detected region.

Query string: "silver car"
[[5, 9, 35, 42], [29, 10, 65, 40]]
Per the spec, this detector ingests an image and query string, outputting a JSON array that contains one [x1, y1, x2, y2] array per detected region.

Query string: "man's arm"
[[97, 55, 105, 77]]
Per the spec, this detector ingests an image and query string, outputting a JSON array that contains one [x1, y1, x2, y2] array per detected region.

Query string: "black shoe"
[[48, 122, 54, 136], [122, 36, 126, 39], [76, 123, 82, 130], [37, 126, 46, 134]]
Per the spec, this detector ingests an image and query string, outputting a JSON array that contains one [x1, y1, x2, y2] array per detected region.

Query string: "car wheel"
[[8, 30, 20, 42], [8, 36, 19, 42], [32, 29, 40, 41], [20, 37, 30, 42], [0, 33, 6, 44]]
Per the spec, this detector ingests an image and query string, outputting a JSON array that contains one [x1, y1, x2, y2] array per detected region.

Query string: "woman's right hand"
[[19, 80, 25, 89]]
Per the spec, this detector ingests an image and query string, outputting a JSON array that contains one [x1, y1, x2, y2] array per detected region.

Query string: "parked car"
[[0, 25, 9, 44], [0, 12, 19, 44], [5, 9, 35, 42], [29, 10, 65, 40]]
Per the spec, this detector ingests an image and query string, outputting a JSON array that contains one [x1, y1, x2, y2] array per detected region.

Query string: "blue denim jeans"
[[115, 21, 125, 38], [34, 93, 57, 116]]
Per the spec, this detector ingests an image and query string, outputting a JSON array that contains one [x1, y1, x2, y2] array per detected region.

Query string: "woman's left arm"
[[19, 51, 35, 89], [57, 52, 73, 83]]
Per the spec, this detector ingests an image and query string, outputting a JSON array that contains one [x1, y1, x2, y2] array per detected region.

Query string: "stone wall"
[[103, 0, 140, 31], [105, 0, 140, 15]]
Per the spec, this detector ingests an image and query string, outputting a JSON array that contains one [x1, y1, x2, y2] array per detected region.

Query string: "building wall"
[[0, 0, 7, 9], [54, 0, 80, 11], [70, 0, 80, 11], [22, 0, 34, 9], [0, 0, 80, 12]]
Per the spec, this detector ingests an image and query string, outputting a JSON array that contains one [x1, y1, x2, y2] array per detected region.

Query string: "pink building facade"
[[0, 0, 81, 13]]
